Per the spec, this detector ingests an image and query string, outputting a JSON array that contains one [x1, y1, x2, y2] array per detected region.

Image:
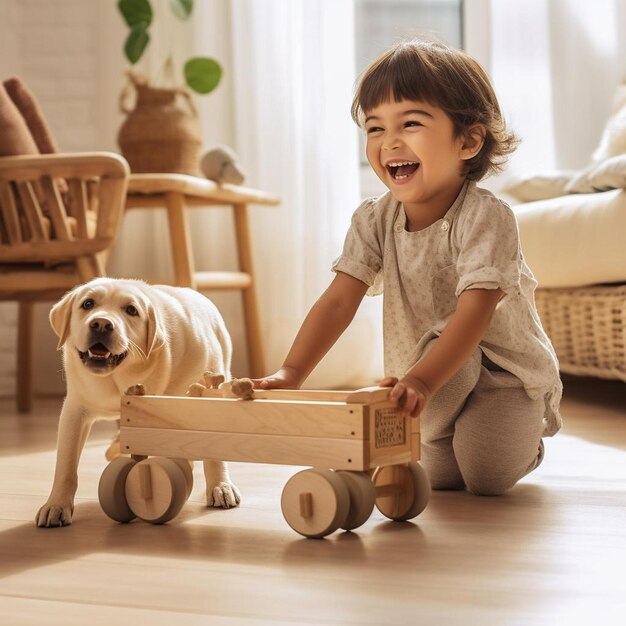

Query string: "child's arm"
[[385, 288, 503, 416], [253, 272, 369, 389]]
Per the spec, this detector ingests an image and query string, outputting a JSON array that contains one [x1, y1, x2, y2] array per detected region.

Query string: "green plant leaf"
[[170, 0, 193, 20], [118, 0, 153, 28], [184, 57, 222, 94], [124, 24, 150, 64]]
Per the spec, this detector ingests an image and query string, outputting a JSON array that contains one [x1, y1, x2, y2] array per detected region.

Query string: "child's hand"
[[252, 366, 301, 390], [379, 375, 431, 417]]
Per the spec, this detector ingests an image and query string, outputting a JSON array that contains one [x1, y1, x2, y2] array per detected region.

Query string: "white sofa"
[[502, 85, 626, 382], [508, 188, 626, 382]]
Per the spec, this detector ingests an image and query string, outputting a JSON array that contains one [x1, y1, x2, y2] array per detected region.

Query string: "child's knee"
[[464, 472, 517, 496], [461, 441, 544, 496]]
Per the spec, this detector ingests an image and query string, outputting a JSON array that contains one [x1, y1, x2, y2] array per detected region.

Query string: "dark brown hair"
[[352, 39, 519, 180]]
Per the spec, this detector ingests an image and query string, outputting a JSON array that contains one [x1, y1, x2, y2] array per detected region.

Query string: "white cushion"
[[566, 154, 626, 193], [514, 189, 626, 288], [502, 170, 574, 202], [592, 84, 626, 162]]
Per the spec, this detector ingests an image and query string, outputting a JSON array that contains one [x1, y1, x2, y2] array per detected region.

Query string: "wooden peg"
[[203, 371, 225, 389], [299, 492, 313, 518], [231, 378, 254, 400], [138, 463, 152, 500], [186, 382, 206, 397], [125, 383, 146, 396]]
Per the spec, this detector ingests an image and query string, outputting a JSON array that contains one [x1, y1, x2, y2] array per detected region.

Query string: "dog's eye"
[[125, 305, 139, 316], [81, 299, 95, 310]]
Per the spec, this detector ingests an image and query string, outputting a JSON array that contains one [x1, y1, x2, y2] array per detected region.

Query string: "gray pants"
[[420, 347, 545, 496]]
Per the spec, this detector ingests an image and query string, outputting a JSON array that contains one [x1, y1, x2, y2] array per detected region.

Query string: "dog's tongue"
[[89, 343, 109, 356]]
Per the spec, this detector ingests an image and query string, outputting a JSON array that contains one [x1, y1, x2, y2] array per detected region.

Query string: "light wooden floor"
[[0, 376, 624, 626]]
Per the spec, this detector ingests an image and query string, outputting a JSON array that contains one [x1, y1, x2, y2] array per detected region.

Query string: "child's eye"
[[366, 126, 384, 134], [404, 121, 423, 128]]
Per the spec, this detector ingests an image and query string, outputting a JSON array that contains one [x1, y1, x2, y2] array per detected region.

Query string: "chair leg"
[[241, 286, 265, 378], [17, 301, 34, 413], [77, 255, 105, 282], [233, 203, 265, 377], [165, 192, 196, 288]]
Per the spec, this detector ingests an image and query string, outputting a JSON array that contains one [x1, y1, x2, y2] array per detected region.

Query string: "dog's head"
[[50, 278, 166, 376]]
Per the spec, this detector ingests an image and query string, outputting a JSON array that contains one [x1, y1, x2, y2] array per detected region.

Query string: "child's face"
[[364, 99, 475, 213]]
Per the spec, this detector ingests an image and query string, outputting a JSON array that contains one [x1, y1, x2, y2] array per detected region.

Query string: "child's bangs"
[[353, 51, 437, 125]]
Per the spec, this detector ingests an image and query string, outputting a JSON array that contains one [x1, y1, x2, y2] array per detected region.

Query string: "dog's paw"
[[206, 482, 241, 509], [35, 499, 74, 528]]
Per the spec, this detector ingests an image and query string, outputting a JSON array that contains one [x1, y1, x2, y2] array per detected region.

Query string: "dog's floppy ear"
[[49, 290, 77, 350], [145, 302, 166, 358]]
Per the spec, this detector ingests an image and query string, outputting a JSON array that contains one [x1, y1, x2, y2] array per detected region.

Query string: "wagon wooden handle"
[[345, 386, 392, 404]]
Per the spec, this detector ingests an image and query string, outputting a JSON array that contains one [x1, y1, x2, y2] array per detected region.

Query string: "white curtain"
[[485, 0, 626, 180], [230, 0, 383, 388]]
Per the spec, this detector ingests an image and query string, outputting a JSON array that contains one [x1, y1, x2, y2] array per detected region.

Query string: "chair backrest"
[[0, 152, 129, 296], [0, 152, 129, 265]]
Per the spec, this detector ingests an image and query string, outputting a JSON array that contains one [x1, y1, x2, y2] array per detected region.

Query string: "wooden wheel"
[[373, 462, 431, 522], [281, 468, 350, 538], [124, 457, 189, 524], [170, 458, 194, 499], [98, 457, 137, 523], [336, 471, 376, 531]]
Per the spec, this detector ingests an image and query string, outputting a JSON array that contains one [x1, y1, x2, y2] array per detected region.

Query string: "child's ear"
[[459, 125, 486, 160]]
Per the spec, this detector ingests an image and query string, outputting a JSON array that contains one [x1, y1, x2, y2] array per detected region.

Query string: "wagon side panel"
[[120, 396, 368, 470], [366, 401, 419, 468]]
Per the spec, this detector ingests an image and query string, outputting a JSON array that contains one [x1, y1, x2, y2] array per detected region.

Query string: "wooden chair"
[[0, 152, 130, 411]]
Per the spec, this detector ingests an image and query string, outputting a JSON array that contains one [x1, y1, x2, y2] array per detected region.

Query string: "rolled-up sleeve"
[[454, 198, 521, 298], [331, 198, 384, 296]]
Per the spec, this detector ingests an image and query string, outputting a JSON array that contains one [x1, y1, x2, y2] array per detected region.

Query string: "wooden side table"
[[124, 173, 280, 378]]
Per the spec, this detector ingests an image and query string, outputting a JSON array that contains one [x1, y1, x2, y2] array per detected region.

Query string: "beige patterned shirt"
[[332, 181, 562, 436]]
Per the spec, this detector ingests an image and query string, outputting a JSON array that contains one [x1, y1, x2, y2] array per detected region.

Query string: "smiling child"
[[254, 39, 562, 496]]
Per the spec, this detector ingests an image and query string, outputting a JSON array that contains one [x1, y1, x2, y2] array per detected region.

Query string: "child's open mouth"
[[386, 161, 419, 182]]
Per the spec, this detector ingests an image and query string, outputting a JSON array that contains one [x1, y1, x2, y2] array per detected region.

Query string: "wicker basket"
[[535, 284, 626, 382], [117, 73, 202, 176]]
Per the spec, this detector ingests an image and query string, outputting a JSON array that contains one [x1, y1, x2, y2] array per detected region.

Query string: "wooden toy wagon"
[[98, 384, 430, 538]]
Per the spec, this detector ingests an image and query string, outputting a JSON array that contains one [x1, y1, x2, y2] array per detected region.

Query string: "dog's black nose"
[[89, 318, 114, 333]]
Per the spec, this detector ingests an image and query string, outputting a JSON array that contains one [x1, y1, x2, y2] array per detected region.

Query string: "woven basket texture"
[[118, 82, 201, 176], [535, 284, 626, 382]]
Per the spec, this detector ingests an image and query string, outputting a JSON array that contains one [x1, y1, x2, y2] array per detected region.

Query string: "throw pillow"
[[0, 83, 39, 156], [566, 154, 626, 193], [2, 76, 69, 202], [591, 84, 626, 163], [502, 170, 574, 202], [3, 76, 60, 154]]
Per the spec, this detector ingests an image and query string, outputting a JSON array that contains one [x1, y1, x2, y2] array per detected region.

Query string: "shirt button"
[[395, 223, 403, 232], [441, 219, 450, 231]]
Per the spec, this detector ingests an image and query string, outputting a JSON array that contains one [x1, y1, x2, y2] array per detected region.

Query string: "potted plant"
[[116, 0, 223, 175]]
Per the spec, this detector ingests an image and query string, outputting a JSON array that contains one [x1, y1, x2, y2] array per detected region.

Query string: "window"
[[355, 0, 464, 196]]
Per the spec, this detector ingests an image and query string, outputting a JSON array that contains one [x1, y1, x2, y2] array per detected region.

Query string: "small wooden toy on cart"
[[98, 373, 431, 538]]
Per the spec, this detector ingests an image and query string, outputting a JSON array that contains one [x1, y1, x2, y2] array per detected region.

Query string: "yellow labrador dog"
[[36, 277, 240, 527]]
